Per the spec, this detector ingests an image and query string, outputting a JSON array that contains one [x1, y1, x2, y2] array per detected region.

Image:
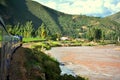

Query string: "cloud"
[[33, 0, 120, 17], [45, 1, 57, 9]]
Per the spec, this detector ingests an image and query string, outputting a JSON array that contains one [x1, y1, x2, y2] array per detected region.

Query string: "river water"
[[45, 45, 120, 80]]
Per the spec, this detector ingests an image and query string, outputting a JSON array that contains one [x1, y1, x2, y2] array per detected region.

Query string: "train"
[[0, 17, 22, 80]]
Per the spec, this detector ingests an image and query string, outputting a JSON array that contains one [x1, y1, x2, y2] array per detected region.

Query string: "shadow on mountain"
[[0, 0, 42, 28], [43, 6, 64, 32]]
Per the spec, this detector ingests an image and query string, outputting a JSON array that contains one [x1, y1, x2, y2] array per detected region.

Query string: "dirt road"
[[9, 47, 27, 80], [8, 43, 42, 80]]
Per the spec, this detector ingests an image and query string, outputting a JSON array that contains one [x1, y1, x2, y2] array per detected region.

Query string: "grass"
[[23, 37, 45, 43], [23, 37, 120, 47], [47, 40, 61, 47], [25, 47, 57, 80]]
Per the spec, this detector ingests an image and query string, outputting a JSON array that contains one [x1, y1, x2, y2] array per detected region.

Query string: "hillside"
[[9, 43, 86, 80], [106, 12, 120, 24], [0, 0, 120, 39], [0, 0, 61, 34]]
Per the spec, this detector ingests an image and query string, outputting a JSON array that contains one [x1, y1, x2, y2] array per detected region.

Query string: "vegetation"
[[0, 0, 120, 79], [106, 12, 120, 24], [23, 37, 42, 43], [36, 23, 47, 39], [6, 19, 120, 45], [24, 45, 86, 80], [0, 0, 120, 43]]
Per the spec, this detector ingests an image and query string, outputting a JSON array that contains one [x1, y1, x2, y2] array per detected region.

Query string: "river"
[[45, 45, 120, 80]]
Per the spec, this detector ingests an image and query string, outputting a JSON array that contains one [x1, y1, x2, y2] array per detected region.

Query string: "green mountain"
[[0, 0, 120, 39], [106, 12, 120, 24], [0, 0, 63, 35]]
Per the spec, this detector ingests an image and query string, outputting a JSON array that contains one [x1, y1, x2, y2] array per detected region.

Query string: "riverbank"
[[45, 45, 120, 80], [9, 43, 86, 80]]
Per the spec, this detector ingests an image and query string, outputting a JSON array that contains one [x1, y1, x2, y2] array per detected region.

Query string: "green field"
[[23, 37, 45, 43]]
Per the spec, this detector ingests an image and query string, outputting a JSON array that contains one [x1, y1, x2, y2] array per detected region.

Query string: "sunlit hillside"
[[106, 12, 120, 24]]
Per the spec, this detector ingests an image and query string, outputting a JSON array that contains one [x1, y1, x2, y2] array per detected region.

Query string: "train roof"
[[0, 17, 5, 27], [0, 16, 10, 35]]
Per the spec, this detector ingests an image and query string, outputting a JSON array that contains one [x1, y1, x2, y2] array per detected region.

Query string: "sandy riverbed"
[[45, 45, 120, 80]]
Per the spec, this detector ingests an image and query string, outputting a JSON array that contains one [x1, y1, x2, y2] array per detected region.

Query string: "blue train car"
[[0, 17, 22, 80]]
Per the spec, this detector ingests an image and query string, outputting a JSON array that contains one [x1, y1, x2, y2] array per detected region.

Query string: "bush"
[[24, 45, 87, 80], [59, 74, 86, 80]]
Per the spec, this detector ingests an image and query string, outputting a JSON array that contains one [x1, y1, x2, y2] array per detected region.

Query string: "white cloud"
[[45, 1, 57, 9], [33, 0, 120, 17]]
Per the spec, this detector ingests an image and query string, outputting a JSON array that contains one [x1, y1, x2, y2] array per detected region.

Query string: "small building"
[[60, 37, 69, 41]]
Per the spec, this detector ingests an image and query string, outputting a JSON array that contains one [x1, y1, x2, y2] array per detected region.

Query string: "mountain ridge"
[[106, 12, 120, 24], [0, 0, 120, 38]]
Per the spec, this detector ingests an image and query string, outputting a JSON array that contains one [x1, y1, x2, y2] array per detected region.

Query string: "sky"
[[33, 0, 120, 17]]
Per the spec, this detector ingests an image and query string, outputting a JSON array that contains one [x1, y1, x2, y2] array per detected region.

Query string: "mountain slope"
[[106, 12, 120, 24], [0, 0, 120, 38], [0, 0, 61, 34], [0, 0, 42, 27], [26, 0, 61, 34]]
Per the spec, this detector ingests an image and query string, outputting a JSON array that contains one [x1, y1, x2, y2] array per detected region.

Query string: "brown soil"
[[9, 43, 46, 80], [9, 43, 34, 80], [9, 47, 27, 80]]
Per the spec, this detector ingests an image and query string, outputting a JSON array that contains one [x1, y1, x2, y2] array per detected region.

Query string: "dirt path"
[[8, 43, 39, 80], [9, 47, 27, 80]]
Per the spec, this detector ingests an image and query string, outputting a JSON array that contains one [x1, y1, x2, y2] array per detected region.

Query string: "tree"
[[94, 28, 102, 41], [86, 25, 94, 41], [19, 24, 24, 37], [102, 30, 105, 42], [7, 23, 22, 35], [56, 33, 61, 41], [37, 23, 47, 39], [24, 21, 34, 38], [51, 33, 61, 41], [14, 23, 21, 35], [6, 24, 13, 34], [86, 27, 102, 41]]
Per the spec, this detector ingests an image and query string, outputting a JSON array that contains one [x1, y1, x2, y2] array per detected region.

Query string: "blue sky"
[[33, 0, 120, 17]]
